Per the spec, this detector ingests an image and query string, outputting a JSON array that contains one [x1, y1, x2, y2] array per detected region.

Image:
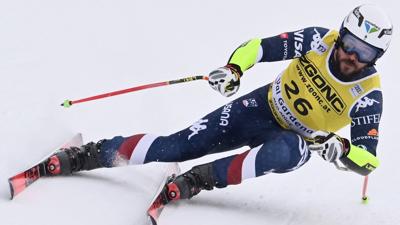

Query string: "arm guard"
[[227, 38, 262, 72], [226, 27, 330, 73], [340, 144, 379, 176]]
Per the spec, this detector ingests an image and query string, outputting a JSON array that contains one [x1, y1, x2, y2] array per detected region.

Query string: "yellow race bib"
[[268, 30, 381, 138]]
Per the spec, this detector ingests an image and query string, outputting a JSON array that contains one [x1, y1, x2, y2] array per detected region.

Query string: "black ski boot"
[[162, 163, 215, 204], [43, 141, 105, 176]]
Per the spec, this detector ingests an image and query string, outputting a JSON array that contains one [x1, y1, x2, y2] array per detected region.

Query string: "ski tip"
[[148, 215, 157, 225], [8, 178, 15, 200]]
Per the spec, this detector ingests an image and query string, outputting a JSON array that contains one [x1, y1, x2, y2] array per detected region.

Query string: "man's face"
[[334, 46, 368, 76]]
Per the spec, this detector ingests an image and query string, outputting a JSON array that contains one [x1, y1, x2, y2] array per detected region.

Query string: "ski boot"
[[43, 141, 105, 176], [161, 163, 215, 204]]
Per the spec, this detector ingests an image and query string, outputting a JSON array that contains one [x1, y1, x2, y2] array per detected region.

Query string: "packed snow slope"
[[0, 0, 399, 225]]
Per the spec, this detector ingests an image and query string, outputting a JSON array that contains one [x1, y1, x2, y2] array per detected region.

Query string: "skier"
[[45, 4, 392, 203]]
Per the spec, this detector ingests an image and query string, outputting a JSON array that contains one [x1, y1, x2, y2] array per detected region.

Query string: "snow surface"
[[0, 0, 399, 224]]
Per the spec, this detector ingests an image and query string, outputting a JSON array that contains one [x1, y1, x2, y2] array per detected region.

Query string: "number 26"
[[284, 81, 313, 116]]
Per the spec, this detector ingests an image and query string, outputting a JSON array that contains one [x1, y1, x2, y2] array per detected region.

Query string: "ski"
[[8, 133, 83, 199], [147, 163, 180, 225]]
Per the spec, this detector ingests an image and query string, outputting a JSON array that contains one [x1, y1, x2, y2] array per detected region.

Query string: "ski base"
[[147, 163, 180, 225]]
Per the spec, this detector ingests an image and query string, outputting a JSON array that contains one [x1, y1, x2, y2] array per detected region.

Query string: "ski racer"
[[44, 4, 392, 204]]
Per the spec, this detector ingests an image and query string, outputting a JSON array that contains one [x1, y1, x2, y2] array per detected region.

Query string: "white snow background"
[[0, 0, 399, 225]]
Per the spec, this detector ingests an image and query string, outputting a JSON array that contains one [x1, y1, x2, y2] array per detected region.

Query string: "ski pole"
[[61, 75, 208, 108], [361, 175, 369, 204]]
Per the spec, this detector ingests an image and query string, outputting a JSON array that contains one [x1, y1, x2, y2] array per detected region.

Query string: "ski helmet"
[[339, 4, 393, 63]]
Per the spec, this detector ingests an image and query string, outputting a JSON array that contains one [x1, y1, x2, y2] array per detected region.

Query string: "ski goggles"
[[337, 32, 383, 64]]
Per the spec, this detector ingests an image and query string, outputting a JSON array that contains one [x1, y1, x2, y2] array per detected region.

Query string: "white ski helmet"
[[340, 4, 393, 61]]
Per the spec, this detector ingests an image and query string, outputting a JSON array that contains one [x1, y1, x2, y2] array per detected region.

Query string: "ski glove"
[[308, 131, 350, 163], [208, 64, 242, 97]]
